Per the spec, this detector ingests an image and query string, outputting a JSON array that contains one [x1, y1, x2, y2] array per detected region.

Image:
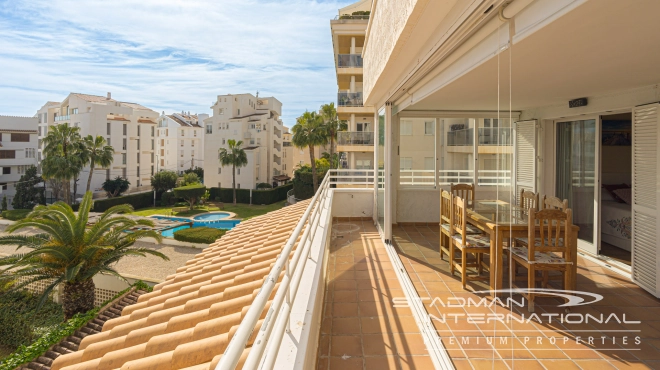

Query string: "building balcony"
[[273, 154, 281, 166], [54, 115, 70, 122], [446, 127, 513, 154], [337, 54, 363, 68], [337, 132, 375, 152], [337, 92, 363, 107]]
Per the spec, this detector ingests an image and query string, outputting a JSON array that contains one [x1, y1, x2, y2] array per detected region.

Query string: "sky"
[[0, 0, 356, 127]]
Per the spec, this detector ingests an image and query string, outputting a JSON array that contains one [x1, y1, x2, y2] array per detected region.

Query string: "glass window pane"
[[477, 117, 512, 186], [399, 118, 435, 186], [439, 118, 474, 185]]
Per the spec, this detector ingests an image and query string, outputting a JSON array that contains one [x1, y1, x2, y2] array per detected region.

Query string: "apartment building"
[[0, 116, 38, 208], [203, 93, 286, 189], [330, 0, 375, 170], [282, 127, 294, 176], [156, 112, 207, 175], [36, 93, 158, 196]]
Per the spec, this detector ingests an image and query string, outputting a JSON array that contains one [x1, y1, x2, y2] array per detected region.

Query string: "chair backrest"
[[451, 183, 475, 208], [542, 195, 568, 211], [520, 189, 540, 213], [451, 196, 468, 245], [527, 208, 573, 262], [440, 189, 453, 226]]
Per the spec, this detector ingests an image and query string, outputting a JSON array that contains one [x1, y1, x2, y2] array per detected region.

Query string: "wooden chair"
[[451, 183, 475, 208], [509, 208, 574, 312], [448, 196, 491, 288], [520, 189, 540, 214], [542, 195, 568, 211], [439, 190, 452, 260]]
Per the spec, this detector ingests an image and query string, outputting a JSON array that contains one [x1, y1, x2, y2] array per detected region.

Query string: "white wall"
[[331, 189, 373, 218]]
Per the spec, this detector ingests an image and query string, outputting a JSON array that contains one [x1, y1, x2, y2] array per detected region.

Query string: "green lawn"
[[129, 201, 287, 220]]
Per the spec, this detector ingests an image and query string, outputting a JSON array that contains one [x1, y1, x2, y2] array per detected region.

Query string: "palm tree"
[[292, 111, 328, 192], [0, 192, 168, 319], [42, 123, 85, 204], [320, 103, 347, 168], [218, 139, 248, 205], [83, 135, 115, 194]]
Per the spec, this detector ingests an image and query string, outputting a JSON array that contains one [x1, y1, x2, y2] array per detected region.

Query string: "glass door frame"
[[552, 114, 601, 256]]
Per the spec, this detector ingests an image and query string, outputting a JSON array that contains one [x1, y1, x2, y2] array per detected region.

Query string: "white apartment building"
[[282, 127, 294, 177], [204, 93, 286, 189], [156, 112, 207, 175], [36, 93, 159, 197], [0, 116, 38, 208], [330, 0, 375, 170]]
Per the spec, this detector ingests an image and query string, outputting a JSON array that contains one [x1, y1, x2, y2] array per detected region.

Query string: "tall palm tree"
[[83, 135, 115, 194], [292, 111, 328, 192], [218, 139, 248, 205], [0, 192, 168, 319], [42, 123, 85, 204], [320, 103, 347, 168]]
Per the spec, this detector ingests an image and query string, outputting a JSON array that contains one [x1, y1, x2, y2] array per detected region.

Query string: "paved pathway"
[[0, 225, 199, 282]]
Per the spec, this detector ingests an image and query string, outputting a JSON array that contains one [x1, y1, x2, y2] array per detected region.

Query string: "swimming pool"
[[161, 225, 191, 238], [193, 212, 231, 221]]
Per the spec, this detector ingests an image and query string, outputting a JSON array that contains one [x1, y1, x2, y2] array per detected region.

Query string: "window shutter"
[[514, 120, 537, 204], [631, 103, 660, 297]]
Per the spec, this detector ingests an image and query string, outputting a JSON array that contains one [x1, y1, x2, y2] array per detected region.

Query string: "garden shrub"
[[173, 184, 207, 210], [292, 169, 325, 200], [161, 192, 176, 206], [173, 227, 226, 244], [1, 209, 32, 221], [208, 183, 292, 205], [91, 192, 153, 212]]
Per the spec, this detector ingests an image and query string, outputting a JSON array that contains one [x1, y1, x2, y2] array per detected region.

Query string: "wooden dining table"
[[465, 200, 579, 297]]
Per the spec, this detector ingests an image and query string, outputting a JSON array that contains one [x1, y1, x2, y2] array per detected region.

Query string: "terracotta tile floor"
[[393, 224, 660, 370], [317, 220, 433, 370]]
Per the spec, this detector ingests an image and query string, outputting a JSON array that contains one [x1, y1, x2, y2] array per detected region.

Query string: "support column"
[[350, 114, 356, 131], [350, 152, 356, 170], [350, 37, 356, 54], [350, 76, 356, 93]]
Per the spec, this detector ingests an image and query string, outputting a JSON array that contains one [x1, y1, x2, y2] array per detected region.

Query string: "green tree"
[[173, 184, 207, 210], [102, 177, 130, 198], [41, 123, 85, 204], [320, 102, 346, 168], [1, 196, 7, 212], [218, 139, 248, 205], [151, 170, 178, 194], [183, 166, 204, 181], [12, 166, 45, 210], [181, 172, 200, 186], [82, 135, 114, 193], [0, 192, 168, 319], [292, 111, 328, 192]]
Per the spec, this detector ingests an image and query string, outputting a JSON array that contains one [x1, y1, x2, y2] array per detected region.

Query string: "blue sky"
[[0, 0, 356, 127]]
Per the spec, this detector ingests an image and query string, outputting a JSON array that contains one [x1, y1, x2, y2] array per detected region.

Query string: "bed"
[[601, 200, 631, 251]]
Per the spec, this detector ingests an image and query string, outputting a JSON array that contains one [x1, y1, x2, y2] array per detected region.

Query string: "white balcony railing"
[[399, 169, 512, 186], [216, 169, 374, 370]]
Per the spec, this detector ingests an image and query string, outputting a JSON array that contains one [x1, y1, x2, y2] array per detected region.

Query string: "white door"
[[631, 103, 660, 297], [555, 117, 601, 255], [514, 120, 537, 203]]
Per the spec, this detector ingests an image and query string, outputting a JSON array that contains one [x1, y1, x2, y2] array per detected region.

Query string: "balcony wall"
[[337, 92, 363, 107]]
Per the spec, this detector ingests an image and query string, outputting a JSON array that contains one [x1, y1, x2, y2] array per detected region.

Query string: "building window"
[[180, 141, 184, 147], [181, 130, 184, 136], [194, 131, 197, 137], [180, 150, 183, 157], [151, 153, 154, 163], [138, 126, 141, 136], [237, 168, 240, 175], [2, 167, 9, 174], [122, 138, 127, 150], [122, 168, 126, 178], [106, 169, 110, 180], [137, 153, 140, 163], [237, 109, 240, 116], [107, 138, 111, 146], [222, 139, 226, 145], [425, 121, 434, 135], [151, 126, 155, 137], [219, 108, 224, 115], [400, 121, 413, 136], [137, 140, 140, 150], [400, 157, 413, 170], [0, 183, 6, 191], [257, 138, 261, 145], [137, 166, 140, 176], [71, 108, 78, 114], [218, 168, 222, 174], [151, 165, 154, 175], [26, 148, 36, 158], [122, 153, 126, 164], [123, 124, 127, 136], [191, 141, 195, 147], [191, 150, 194, 157], [151, 139, 154, 150], [107, 122, 111, 135], [206, 124, 212, 134], [11, 133, 30, 142]]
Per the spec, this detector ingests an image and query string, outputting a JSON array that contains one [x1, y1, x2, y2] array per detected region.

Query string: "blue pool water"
[[161, 225, 191, 238], [152, 216, 191, 222], [193, 212, 231, 221]]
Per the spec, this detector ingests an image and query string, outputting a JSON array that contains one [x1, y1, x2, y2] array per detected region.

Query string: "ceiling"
[[407, 0, 660, 112]]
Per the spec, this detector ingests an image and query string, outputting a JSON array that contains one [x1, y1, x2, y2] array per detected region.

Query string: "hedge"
[[1, 209, 32, 221], [173, 227, 226, 244], [292, 171, 325, 200], [208, 183, 292, 205], [0, 290, 63, 349], [91, 192, 153, 212], [0, 281, 152, 370]]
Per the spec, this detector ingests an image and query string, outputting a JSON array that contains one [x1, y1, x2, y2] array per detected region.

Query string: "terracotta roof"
[[51, 201, 310, 370], [273, 175, 290, 181], [242, 146, 259, 150], [72, 93, 116, 103], [167, 115, 201, 128], [138, 119, 156, 124], [107, 117, 130, 121], [121, 102, 152, 111], [232, 112, 267, 119]]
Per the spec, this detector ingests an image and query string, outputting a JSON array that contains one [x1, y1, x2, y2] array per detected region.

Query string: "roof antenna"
[[256, 91, 259, 98]]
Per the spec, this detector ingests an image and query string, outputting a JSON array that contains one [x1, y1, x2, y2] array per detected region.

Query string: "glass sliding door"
[[376, 108, 386, 233], [556, 118, 599, 254]]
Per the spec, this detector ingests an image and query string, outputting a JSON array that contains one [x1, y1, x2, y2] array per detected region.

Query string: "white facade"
[[156, 112, 206, 175], [0, 116, 38, 208], [36, 93, 159, 196], [203, 93, 286, 189]]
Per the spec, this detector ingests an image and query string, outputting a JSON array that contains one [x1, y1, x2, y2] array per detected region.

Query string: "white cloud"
[[0, 0, 355, 125]]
